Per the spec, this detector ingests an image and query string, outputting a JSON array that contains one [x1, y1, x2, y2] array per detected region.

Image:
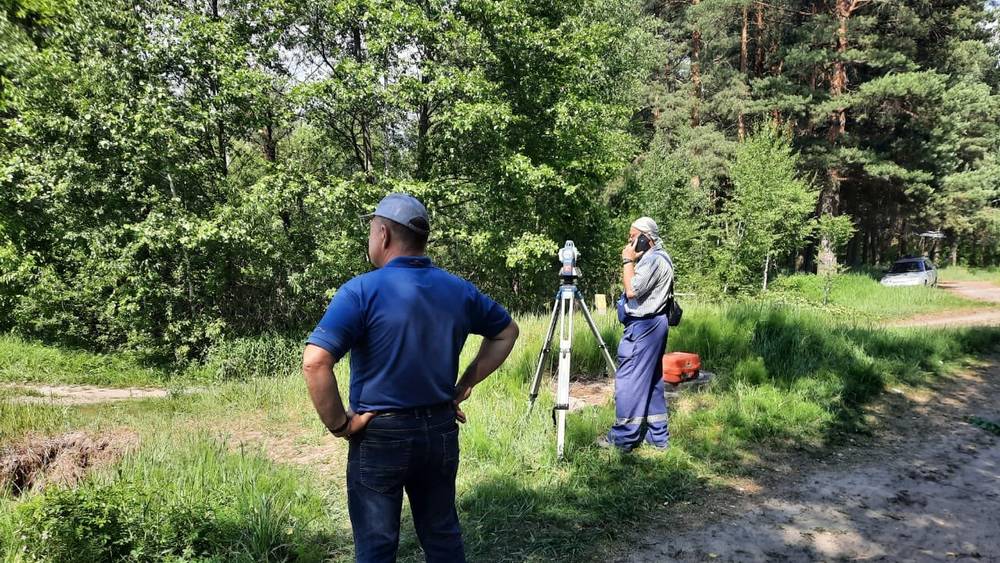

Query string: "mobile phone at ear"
[[634, 234, 652, 253]]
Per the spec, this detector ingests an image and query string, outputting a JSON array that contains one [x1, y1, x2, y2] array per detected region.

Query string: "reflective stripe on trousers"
[[615, 413, 669, 426]]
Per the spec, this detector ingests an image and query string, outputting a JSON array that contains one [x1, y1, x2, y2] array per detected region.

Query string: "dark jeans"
[[347, 408, 465, 563]]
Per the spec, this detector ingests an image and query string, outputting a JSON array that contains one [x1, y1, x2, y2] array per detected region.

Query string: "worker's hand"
[[453, 384, 472, 424], [333, 410, 377, 439], [622, 238, 639, 262]]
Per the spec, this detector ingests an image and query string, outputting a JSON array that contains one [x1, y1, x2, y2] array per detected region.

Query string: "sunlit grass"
[[768, 273, 982, 320], [938, 265, 1000, 284]]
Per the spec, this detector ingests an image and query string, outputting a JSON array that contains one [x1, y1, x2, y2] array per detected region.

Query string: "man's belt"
[[375, 401, 454, 418]]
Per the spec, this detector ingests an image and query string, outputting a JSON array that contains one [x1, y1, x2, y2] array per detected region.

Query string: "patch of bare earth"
[[569, 379, 615, 411], [617, 360, 1000, 562], [2, 384, 172, 405], [0, 430, 139, 495], [222, 426, 344, 476]]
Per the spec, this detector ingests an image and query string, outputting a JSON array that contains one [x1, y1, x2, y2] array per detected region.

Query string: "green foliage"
[[621, 130, 720, 295], [0, 0, 659, 357], [11, 436, 333, 562], [717, 125, 817, 292], [815, 215, 857, 261], [3, 0, 1000, 360], [642, 0, 1000, 272], [200, 333, 304, 381]]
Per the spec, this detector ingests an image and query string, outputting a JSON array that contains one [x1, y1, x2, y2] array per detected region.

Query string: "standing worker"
[[302, 193, 519, 563], [600, 217, 674, 452]]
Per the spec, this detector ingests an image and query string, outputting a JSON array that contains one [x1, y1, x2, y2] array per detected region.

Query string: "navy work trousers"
[[607, 314, 669, 450]]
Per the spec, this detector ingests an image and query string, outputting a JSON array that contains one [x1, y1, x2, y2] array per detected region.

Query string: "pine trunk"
[[690, 0, 702, 189], [819, 0, 856, 274], [738, 5, 748, 141]]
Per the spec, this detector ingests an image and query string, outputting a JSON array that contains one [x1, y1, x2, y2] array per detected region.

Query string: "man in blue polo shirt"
[[302, 193, 519, 563]]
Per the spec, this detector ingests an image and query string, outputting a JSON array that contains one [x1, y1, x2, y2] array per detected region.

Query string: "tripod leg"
[[555, 287, 574, 459], [527, 296, 560, 415], [577, 292, 617, 377]]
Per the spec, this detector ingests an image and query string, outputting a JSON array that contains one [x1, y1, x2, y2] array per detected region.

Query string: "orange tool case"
[[662, 352, 701, 384]]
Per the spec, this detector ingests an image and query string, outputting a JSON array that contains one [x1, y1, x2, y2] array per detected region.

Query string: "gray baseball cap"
[[363, 193, 430, 235]]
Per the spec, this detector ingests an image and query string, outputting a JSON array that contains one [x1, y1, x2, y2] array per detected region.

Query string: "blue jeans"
[[347, 408, 465, 563]]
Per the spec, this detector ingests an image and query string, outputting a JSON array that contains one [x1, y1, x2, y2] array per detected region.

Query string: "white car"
[[880, 257, 938, 287]]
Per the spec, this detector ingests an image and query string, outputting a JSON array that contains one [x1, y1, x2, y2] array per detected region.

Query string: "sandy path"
[[2, 384, 176, 405], [939, 281, 1000, 303], [889, 308, 1000, 328], [891, 281, 1000, 328], [620, 362, 1000, 563]]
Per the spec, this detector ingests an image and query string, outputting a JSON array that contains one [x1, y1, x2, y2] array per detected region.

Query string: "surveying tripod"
[[527, 279, 618, 459]]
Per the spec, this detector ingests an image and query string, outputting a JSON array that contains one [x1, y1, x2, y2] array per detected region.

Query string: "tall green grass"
[[1, 435, 342, 562], [0, 332, 310, 387], [0, 272, 985, 389], [197, 333, 306, 381], [938, 265, 1000, 284], [407, 303, 1000, 559], [769, 273, 980, 319], [0, 335, 167, 387]]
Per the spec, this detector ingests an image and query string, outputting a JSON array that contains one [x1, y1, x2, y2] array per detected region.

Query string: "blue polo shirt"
[[306, 256, 512, 412]]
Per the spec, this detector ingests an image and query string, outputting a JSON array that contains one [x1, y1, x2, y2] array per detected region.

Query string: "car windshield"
[[889, 261, 923, 274]]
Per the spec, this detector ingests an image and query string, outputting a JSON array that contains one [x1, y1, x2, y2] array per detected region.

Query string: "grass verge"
[[0, 335, 167, 387], [938, 265, 1000, 285], [767, 273, 981, 320]]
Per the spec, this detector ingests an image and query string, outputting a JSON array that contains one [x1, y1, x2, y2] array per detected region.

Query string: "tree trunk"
[[216, 123, 229, 176], [829, 0, 849, 143], [754, 2, 765, 76], [261, 119, 276, 163], [762, 253, 770, 291], [207, 0, 228, 176], [690, 0, 702, 189], [900, 217, 909, 256], [415, 58, 432, 180], [950, 239, 958, 267], [817, 171, 841, 274], [738, 4, 749, 141], [691, 0, 702, 128], [819, 0, 860, 275], [351, 25, 375, 183]]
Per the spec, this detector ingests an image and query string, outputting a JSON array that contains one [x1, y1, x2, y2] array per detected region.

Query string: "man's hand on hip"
[[333, 410, 378, 439], [452, 385, 472, 424]]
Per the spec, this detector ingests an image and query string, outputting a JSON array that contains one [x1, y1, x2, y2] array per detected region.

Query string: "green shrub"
[[11, 436, 332, 562], [200, 333, 304, 381]]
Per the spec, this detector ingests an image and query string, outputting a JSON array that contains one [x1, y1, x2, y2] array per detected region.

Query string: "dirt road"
[[939, 281, 1000, 303], [891, 281, 1000, 328], [621, 361, 1000, 563], [1, 384, 178, 405]]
